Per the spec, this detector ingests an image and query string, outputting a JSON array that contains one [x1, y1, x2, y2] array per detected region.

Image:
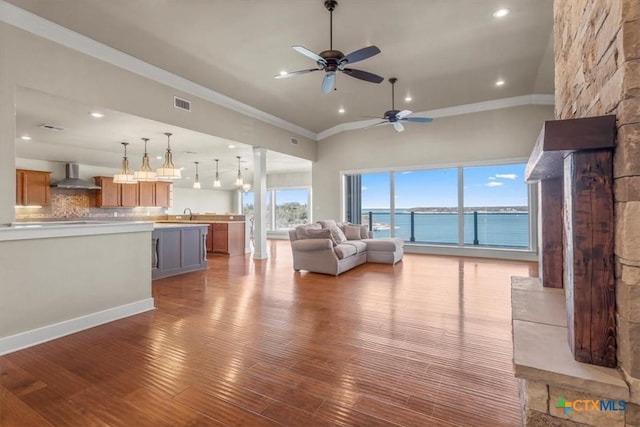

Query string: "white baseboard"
[[0, 298, 155, 355]]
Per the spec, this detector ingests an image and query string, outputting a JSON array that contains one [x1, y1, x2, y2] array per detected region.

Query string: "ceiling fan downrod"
[[324, 0, 338, 50], [389, 77, 397, 111]]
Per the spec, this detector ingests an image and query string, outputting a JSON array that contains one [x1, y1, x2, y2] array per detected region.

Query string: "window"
[[345, 162, 532, 250], [274, 188, 309, 230], [360, 172, 390, 237], [463, 164, 529, 248], [394, 168, 458, 244], [244, 187, 310, 231]]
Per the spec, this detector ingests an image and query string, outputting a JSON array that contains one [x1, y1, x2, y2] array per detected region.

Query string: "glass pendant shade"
[[235, 156, 243, 186], [113, 142, 137, 184], [156, 132, 182, 179], [134, 137, 157, 182], [213, 159, 222, 188], [193, 161, 201, 189]]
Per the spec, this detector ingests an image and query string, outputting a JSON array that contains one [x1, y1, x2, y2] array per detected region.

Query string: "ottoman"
[[362, 238, 404, 264]]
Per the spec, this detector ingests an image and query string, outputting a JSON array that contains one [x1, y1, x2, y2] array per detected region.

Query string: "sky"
[[361, 163, 528, 209]]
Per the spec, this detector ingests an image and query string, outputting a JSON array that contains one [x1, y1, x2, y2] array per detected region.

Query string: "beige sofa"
[[288, 220, 404, 275]]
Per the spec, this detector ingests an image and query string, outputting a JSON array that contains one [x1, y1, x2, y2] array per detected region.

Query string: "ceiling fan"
[[275, 0, 384, 94], [368, 78, 433, 132]]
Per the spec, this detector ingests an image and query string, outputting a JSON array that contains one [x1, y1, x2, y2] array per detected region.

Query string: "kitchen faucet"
[[183, 208, 192, 220]]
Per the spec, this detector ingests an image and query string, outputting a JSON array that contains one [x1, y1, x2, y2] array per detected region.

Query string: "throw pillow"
[[295, 223, 320, 240], [317, 219, 337, 229], [344, 224, 362, 240], [329, 225, 347, 244], [306, 228, 337, 246], [360, 224, 370, 239]]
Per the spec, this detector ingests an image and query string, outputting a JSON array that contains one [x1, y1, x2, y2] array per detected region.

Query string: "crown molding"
[[0, 1, 317, 141], [317, 94, 555, 140]]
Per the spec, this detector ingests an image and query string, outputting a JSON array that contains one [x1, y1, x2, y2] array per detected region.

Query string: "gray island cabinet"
[[152, 223, 208, 280]]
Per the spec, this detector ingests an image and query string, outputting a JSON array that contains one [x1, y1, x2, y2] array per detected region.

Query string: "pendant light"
[[213, 159, 222, 188], [133, 137, 157, 182], [156, 132, 181, 179], [193, 161, 201, 189], [113, 142, 137, 184], [235, 156, 243, 186]]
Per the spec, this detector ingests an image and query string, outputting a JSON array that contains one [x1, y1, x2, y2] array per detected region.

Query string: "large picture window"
[[345, 162, 531, 249]]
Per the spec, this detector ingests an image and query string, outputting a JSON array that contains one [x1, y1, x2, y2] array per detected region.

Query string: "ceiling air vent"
[[173, 96, 191, 112]]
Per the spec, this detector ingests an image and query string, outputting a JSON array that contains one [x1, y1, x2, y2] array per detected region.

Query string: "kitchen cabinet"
[[95, 177, 170, 208], [152, 224, 208, 280], [209, 222, 245, 255], [16, 169, 51, 206], [138, 181, 171, 207], [94, 177, 138, 207]]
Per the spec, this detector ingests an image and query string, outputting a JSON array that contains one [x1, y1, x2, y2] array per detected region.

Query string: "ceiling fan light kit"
[[275, 0, 384, 93]]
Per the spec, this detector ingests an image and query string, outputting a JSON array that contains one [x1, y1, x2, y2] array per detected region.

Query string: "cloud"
[[495, 173, 518, 180], [486, 181, 504, 187], [401, 171, 412, 175], [361, 186, 368, 191], [488, 176, 497, 180]]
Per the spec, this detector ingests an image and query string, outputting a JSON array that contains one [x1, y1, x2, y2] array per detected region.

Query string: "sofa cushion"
[[295, 223, 321, 240], [360, 225, 370, 239], [306, 228, 337, 246], [344, 224, 363, 240], [328, 225, 347, 244], [317, 219, 337, 229], [334, 243, 357, 259], [362, 238, 403, 251], [343, 240, 367, 253]]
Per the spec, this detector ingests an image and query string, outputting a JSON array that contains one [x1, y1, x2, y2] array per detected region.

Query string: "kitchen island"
[[152, 223, 208, 280], [0, 221, 154, 355]]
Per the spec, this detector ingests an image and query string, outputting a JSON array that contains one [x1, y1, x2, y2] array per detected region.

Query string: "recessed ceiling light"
[[495, 79, 505, 86], [90, 112, 104, 118], [404, 96, 412, 102], [179, 167, 185, 171], [228, 144, 236, 149], [338, 107, 345, 114], [20, 135, 32, 140], [493, 8, 509, 18], [156, 155, 163, 160]]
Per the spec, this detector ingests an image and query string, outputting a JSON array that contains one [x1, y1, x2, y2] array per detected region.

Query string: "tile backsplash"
[[16, 188, 167, 221]]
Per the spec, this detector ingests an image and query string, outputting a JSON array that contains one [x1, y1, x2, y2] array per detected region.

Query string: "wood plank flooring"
[[1, 240, 537, 426]]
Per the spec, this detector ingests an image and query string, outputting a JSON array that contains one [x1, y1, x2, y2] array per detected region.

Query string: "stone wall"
[[554, 0, 640, 418]]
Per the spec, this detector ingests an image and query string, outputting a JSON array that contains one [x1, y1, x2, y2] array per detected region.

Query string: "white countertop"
[[153, 223, 210, 229], [0, 221, 154, 241]]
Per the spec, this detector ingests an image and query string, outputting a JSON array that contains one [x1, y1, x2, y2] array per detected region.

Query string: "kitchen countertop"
[[152, 222, 210, 229], [155, 220, 246, 224], [0, 221, 153, 241]]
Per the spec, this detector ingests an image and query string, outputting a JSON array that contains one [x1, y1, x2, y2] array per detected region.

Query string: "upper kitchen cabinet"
[[94, 177, 139, 208], [16, 169, 51, 206], [139, 181, 171, 208]]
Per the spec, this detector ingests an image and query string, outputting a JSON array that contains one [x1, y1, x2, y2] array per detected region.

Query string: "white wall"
[[170, 187, 234, 215], [313, 105, 554, 220], [267, 171, 311, 188], [16, 158, 119, 182]]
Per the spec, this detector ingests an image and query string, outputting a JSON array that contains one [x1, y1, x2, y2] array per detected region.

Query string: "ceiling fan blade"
[[403, 117, 434, 123], [292, 45, 327, 65], [274, 68, 321, 79], [321, 71, 336, 94], [365, 121, 390, 129], [396, 110, 412, 119], [341, 45, 381, 65], [393, 122, 405, 133], [341, 68, 384, 84]]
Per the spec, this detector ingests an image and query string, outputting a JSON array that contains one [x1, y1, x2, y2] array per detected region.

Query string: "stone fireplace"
[[513, 1, 639, 425]]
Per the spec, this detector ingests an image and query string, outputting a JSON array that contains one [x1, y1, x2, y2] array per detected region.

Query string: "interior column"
[[252, 147, 268, 259]]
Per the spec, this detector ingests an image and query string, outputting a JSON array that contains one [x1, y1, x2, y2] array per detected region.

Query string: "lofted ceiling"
[[8, 0, 554, 188]]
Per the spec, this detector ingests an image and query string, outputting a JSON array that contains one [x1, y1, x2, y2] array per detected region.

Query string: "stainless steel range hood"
[[50, 163, 101, 189]]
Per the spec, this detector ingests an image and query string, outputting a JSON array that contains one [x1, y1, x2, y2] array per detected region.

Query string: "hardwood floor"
[[1, 240, 537, 426]]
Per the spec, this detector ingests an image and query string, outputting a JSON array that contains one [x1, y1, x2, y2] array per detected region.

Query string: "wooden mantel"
[[525, 115, 616, 182], [525, 114, 617, 368]]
